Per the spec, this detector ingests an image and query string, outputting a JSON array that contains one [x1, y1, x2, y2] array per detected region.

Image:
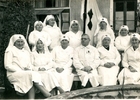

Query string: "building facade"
[[0, 0, 139, 33]]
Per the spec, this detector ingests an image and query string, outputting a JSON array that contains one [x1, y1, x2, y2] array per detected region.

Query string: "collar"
[[130, 45, 140, 51], [13, 46, 25, 51], [80, 44, 90, 49]]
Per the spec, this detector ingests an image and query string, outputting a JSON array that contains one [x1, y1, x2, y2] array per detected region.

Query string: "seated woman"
[[118, 33, 140, 85], [93, 17, 115, 47], [51, 35, 74, 92], [28, 21, 51, 52], [4, 34, 51, 99], [97, 34, 121, 86], [42, 15, 62, 51], [31, 38, 64, 95], [65, 20, 83, 49]]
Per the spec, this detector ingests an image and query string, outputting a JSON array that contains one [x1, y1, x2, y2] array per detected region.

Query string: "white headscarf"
[[118, 25, 129, 36], [43, 15, 57, 27], [101, 34, 112, 46], [34, 21, 43, 31], [5, 34, 30, 52], [94, 17, 112, 36], [60, 35, 70, 42], [101, 34, 111, 41], [130, 33, 140, 40], [69, 20, 81, 31], [34, 37, 46, 53]]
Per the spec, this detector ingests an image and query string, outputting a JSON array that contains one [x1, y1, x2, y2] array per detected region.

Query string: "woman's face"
[[61, 39, 69, 48], [99, 21, 107, 29], [35, 23, 43, 32], [36, 40, 44, 51], [120, 28, 128, 36], [102, 37, 111, 47], [71, 23, 79, 32], [48, 18, 55, 27], [131, 37, 139, 47], [14, 39, 25, 49]]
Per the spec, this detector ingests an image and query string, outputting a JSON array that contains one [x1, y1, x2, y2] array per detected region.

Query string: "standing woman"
[[4, 34, 51, 99], [97, 34, 121, 86], [115, 25, 131, 71], [28, 21, 51, 52], [65, 20, 83, 49], [42, 15, 62, 51], [115, 25, 131, 54], [31, 38, 64, 94], [93, 17, 115, 47], [118, 33, 140, 85]]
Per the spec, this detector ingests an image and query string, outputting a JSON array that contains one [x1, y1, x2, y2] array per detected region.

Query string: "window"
[[114, 0, 137, 32], [34, 0, 70, 33], [34, 0, 69, 8]]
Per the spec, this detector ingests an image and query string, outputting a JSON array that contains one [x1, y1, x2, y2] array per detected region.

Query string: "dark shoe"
[[16, 91, 25, 96]]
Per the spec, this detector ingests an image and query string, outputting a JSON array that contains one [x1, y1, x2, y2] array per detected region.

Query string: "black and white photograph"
[[0, 0, 140, 99]]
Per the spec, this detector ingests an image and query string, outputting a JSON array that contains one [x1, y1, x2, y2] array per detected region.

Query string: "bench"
[[71, 68, 82, 90], [73, 73, 80, 81]]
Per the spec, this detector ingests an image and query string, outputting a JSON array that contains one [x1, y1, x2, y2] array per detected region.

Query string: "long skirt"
[[7, 71, 42, 93], [38, 69, 61, 92], [76, 69, 99, 87], [98, 66, 119, 86], [7, 71, 33, 93], [55, 69, 74, 91], [118, 68, 140, 85]]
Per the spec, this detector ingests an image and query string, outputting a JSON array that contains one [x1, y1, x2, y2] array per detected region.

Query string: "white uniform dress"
[[96, 30, 115, 48], [115, 35, 131, 51], [31, 51, 60, 92], [65, 31, 82, 49], [94, 17, 115, 47], [97, 46, 121, 86], [4, 46, 42, 93], [42, 25, 62, 50], [73, 45, 100, 87], [118, 46, 140, 85], [52, 46, 74, 91], [28, 30, 51, 52]]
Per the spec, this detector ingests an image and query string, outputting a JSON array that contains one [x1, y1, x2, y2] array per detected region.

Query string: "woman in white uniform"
[[42, 15, 62, 51], [31, 38, 64, 94], [65, 20, 83, 49], [115, 25, 131, 53], [97, 34, 121, 97], [4, 34, 51, 99], [28, 21, 51, 52], [97, 34, 121, 86], [51, 35, 74, 92], [93, 17, 115, 47], [115, 25, 131, 71], [118, 33, 140, 85]]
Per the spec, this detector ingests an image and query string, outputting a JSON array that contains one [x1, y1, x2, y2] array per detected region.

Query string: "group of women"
[[4, 14, 140, 99]]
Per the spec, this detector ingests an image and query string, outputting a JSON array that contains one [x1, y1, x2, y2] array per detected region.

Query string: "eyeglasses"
[[81, 38, 89, 40]]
